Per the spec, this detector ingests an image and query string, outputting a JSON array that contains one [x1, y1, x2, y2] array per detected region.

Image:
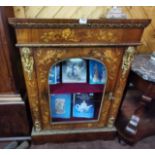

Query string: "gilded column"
[[20, 47, 42, 132], [107, 46, 136, 127]]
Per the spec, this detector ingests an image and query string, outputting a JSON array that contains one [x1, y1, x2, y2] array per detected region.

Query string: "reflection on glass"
[[48, 58, 107, 123], [62, 58, 87, 83], [89, 60, 106, 84], [48, 64, 60, 84], [73, 93, 95, 119], [50, 94, 71, 119]]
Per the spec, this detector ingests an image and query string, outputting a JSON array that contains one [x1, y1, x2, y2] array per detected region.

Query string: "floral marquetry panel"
[[34, 47, 123, 130], [38, 29, 121, 44]]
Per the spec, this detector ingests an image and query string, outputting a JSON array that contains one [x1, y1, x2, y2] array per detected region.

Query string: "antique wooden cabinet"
[[9, 18, 150, 143]]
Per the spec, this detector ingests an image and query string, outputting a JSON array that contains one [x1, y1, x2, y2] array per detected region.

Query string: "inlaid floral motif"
[[40, 29, 117, 43], [40, 29, 79, 42]]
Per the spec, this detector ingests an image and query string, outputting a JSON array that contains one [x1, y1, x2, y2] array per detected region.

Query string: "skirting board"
[[0, 94, 31, 139], [0, 136, 31, 142]]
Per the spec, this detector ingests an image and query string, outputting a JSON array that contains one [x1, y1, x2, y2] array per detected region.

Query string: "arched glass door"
[[48, 58, 107, 123]]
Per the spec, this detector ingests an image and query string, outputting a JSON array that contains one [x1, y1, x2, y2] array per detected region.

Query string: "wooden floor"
[[0, 135, 155, 149]]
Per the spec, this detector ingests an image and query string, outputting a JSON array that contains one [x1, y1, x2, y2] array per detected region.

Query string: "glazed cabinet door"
[[27, 47, 123, 131]]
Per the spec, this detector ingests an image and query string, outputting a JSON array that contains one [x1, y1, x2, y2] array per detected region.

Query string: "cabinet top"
[[9, 18, 151, 29], [9, 18, 151, 47]]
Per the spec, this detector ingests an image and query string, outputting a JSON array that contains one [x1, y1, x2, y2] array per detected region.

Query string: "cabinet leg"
[[4, 141, 19, 149], [4, 140, 31, 149]]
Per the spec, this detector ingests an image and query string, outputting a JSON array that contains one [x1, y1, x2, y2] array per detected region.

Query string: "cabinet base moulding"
[[31, 127, 116, 144]]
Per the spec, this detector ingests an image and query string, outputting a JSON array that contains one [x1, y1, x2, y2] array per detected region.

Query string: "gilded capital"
[[21, 47, 34, 80], [122, 46, 136, 78]]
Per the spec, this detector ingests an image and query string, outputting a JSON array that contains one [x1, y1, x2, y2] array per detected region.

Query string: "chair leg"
[[16, 141, 30, 149], [4, 141, 19, 149]]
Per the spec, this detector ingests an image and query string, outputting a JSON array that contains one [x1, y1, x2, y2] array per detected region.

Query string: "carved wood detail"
[[9, 18, 150, 29]]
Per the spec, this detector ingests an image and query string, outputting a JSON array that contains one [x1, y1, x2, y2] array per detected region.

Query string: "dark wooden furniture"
[[130, 72, 155, 99], [0, 7, 16, 93], [0, 7, 31, 141], [9, 18, 150, 144], [116, 54, 155, 144]]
